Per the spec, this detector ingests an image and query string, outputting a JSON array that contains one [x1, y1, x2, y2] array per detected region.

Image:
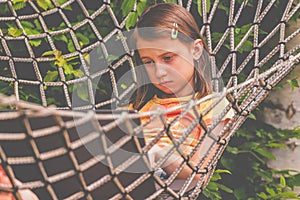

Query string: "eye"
[[143, 60, 154, 66], [163, 55, 173, 62]]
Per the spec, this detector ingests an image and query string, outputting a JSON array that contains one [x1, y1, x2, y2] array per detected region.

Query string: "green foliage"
[[12, 0, 56, 11], [208, 118, 300, 200], [196, 0, 211, 17], [7, 27, 23, 37], [123, 0, 148, 30], [199, 116, 300, 200], [121, 0, 135, 17], [211, 22, 267, 54], [202, 169, 233, 199], [12, 0, 26, 11], [287, 78, 300, 91], [41, 50, 85, 97], [256, 174, 299, 199], [36, 0, 54, 10], [56, 0, 72, 10]]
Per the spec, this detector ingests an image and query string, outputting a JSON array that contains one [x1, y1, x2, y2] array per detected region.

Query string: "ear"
[[192, 39, 203, 60]]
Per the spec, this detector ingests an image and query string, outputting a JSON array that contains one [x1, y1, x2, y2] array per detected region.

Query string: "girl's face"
[[137, 37, 201, 98]]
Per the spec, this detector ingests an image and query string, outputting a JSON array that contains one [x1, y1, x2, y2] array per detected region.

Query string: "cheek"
[[173, 61, 194, 76], [144, 67, 156, 81]]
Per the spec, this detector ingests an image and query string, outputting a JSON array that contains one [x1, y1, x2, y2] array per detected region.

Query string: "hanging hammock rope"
[[0, 0, 299, 199]]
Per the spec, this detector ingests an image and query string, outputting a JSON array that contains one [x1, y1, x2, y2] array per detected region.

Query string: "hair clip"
[[171, 22, 178, 39]]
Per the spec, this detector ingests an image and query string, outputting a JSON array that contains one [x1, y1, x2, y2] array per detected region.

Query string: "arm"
[[152, 120, 228, 181]]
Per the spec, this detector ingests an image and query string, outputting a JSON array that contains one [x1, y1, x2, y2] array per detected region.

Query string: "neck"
[[157, 91, 195, 99]]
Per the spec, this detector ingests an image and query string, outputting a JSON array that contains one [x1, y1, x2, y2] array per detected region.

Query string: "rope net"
[[0, 0, 299, 199]]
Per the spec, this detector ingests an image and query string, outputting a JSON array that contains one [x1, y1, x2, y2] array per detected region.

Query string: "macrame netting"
[[0, 0, 299, 199]]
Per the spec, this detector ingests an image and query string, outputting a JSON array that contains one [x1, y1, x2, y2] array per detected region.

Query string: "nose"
[[155, 63, 168, 79]]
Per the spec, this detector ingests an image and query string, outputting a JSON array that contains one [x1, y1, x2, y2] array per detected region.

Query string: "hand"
[[0, 167, 14, 200], [0, 166, 39, 200]]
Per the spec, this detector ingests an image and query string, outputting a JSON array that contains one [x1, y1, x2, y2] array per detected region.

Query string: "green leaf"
[[215, 169, 232, 174], [216, 183, 233, 193], [218, 3, 229, 15], [197, 0, 202, 16], [210, 172, 221, 181], [42, 50, 55, 57], [24, 28, 40, 35], [52, 50, 62, 59], [266, 143, 286, 148], [257, 192, 268, 199], [56, 0, 72, 10], [20, 21, 35, 29], [73, 69, 84, 77], [258, 28, 268, 35], [37, 0, 54, 10], [13, 0, 24, 4], [68, 40, 76, 52], [254, 148, 276, 160], [42, 50, 68, 68], [56, 0, 66, 5], [287, 78, 299, 91], [235, 27, 241, 34], [237, 40, 253, 54], [121, 0, 135, 17], [83, 53, 90, 64], [76, 32, 90, 45], [242, 142, 260, 150], [287, 173, 300, 186], [13, 2, 26, 10], [107, 54, 119, 62], [248, 113, 256, 120], [197, 0, 211, 16], [64, 5, 72, 11], [226, 146, 240, 154], [240, 23, 252, 34], [75, 83, 89, 101], [206, 182, 218, 191], [125, 12, 138, 30], [44, 71, 58, 82], [120, 83, 127, 90], [8, 27, 23, 37], [202, 189, 221, 199], [250, 151, 266, 164], [46, 97, 57, 105], [280, 175, 286, 187], [280, 192, 298, 198], [53, 34, 68, 44], [137, 0, 147, 16], [63, 64, 73, 75], [34, 19, 42, 30], [266, 187, 276, 196], [29, 39, 42, 47], [211, 32, 223, 43], [98, 89, 107, 95], [54, 57, 66, 67]]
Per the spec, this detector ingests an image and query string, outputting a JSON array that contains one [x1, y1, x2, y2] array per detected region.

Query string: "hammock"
[[0, 0, 299, 199]]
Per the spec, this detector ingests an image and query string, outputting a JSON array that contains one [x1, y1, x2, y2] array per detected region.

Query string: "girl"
[[129, 3, 234, 182]]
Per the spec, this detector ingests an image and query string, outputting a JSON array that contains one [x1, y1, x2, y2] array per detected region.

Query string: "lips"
[[159, 81, 172, 86]]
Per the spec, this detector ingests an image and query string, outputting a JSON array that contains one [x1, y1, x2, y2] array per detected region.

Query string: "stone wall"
[[260, 18, 300, 194]]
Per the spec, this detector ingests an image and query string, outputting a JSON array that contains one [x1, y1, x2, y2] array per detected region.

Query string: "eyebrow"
[[140, 51, 176, 60]]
